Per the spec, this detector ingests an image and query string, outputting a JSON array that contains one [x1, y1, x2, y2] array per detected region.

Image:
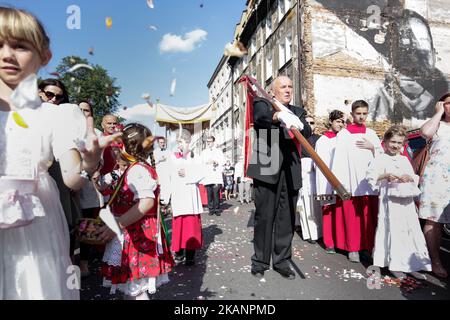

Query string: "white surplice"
[[200, 147, 226, 185], [366, 153, 431, 272], [297, 158, 322, 241], [160, 154, 203, 217], [332, 127, 383, 196], [315, 134, 338, 196]]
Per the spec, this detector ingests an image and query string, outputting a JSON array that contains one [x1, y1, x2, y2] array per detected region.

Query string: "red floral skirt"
[[102, 214, 174, 285], [171, 214, 203, 252]]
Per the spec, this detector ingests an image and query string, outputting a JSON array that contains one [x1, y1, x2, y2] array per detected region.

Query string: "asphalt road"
[[81, 199, 450, 300]]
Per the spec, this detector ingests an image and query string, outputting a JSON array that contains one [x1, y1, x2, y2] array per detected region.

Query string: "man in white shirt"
[[235, 158, 252, 204], [153, 137, 169, 166], [200, 136, 226, 216]]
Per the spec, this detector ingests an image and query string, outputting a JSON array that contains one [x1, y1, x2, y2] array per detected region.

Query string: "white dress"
[[367, 153, 431, 273], [418, 123, 450, 223], [0, 77, 85, 299]]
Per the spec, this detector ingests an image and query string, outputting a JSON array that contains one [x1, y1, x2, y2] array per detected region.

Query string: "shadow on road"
[[151, 222, 223, 300]]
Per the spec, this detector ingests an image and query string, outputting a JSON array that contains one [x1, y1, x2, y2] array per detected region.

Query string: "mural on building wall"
[[314, 0, 449, 121]]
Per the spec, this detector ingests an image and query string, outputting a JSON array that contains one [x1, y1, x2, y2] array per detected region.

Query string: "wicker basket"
[[76, 218, 105, 245]]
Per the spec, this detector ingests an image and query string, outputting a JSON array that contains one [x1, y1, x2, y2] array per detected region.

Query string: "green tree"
[[55, 56, 121, 128]]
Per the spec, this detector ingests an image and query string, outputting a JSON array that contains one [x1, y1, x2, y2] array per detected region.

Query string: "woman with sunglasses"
[[38, 78, 82, 265], [38, 78, 69, 104]]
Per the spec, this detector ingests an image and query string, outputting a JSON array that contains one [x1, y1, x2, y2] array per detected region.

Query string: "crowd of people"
[[0, 6, 448, 301], [282, 89, 449, 281]]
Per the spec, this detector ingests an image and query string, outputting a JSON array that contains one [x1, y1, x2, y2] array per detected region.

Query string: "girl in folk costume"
[[314, 110, 346, 254], [330, 101, 383, 262], [100, 124, 173, 300], [367, 125, 431, 279], [160, 129, 203, 266], [0, 7, 120, 299]]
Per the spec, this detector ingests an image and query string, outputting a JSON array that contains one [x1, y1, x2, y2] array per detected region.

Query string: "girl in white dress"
[[0, 7, 120, 299], [418, 95, 450, 278], [367, 125, 431, 279]]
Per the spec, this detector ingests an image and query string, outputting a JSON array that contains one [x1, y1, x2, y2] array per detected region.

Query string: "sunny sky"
[[8, 0, 245, 111]]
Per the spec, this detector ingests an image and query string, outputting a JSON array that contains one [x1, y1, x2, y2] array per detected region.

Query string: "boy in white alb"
[[160, 129, 204, 266], [330, 101, 383, 262], [315, 110, 346, 254]]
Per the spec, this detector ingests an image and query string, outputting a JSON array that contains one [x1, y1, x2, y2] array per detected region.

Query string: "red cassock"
[[322, 125, 381, 252]]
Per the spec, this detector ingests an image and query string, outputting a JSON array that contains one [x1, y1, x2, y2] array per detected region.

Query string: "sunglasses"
[[307, 121, 315, 125], [44, 91, 64, 101]]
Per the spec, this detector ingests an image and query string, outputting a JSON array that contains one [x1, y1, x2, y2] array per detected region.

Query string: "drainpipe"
[[230, 63, 236, 164], [296, 0, 303, 107]]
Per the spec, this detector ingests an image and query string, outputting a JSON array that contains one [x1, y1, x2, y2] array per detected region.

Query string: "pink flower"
[[130, 255, 138, 266], [139, 265, 148, 274]]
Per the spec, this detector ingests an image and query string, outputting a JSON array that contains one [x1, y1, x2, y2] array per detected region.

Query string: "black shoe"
[[273, 266, 295, 280], [251, 268, 265, 278], [215, 210, 222, 216], [359, 250, 373, 263], [174, 253, 185, 263], [208, 209, 214, 216], [185, 259, 195, 266], [307, 239, 317, 244]]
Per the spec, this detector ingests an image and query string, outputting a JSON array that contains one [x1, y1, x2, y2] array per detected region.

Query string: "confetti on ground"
[[336, 269, 365, 281]]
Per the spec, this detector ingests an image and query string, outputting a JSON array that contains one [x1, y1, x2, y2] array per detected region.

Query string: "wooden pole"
[[246, 76, 351, 201]]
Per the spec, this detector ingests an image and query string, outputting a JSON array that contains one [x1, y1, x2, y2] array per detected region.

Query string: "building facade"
[[207, 55, 234, 160], [208, 0, 450, 161]]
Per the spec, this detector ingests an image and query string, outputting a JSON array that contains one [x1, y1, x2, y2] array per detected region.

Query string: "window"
[[250, 35, 256, 56], [243, 54, 248, 69], [286, 35, 292, 62], [233, 65, 240, 80], [278, 0, 285, 22], [265, 16, 272, 39], [285, 0, 292, 11], [279, 42, 286, 68], [265, 51, 273, 80]]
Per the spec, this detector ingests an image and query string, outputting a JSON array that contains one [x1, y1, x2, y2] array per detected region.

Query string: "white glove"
[[277, 111, 304, 130]]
